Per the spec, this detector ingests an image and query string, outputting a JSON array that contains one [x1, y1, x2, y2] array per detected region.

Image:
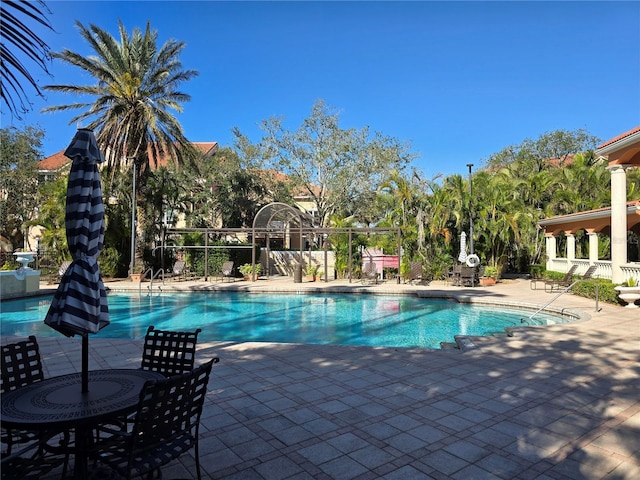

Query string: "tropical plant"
[[1, 126, 45, 250], [42, 20, 199, 271], [0, 0, 54, 118], [239, 263, 262, 277], [483, 266, 499, 278]]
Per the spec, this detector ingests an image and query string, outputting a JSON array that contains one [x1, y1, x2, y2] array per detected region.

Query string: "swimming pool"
[[0, 292, 569, 349]]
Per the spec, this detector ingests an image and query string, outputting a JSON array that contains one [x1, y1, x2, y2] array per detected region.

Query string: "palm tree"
[[0, 0, 53, 118], [43, 20, 198, 273]]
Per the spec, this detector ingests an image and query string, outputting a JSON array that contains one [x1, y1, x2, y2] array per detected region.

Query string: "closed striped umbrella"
[[44, 128, 110, 391], [458, 231, 468, 264]]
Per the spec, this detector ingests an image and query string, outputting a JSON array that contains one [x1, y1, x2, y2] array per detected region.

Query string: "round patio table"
[[1, 368, 164, 478]]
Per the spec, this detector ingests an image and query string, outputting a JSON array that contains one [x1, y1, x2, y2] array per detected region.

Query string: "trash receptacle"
[[294, 264, 302, 283]]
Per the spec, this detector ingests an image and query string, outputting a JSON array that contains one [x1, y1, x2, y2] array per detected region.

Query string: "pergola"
[[538, 126, 640, 283], [163, 202, 402, 283]]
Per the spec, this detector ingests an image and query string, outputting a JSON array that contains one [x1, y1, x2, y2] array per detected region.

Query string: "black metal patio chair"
[[88, 358, 217, 480], [140, 325, 202, 377], [1, 337, 69, 478]]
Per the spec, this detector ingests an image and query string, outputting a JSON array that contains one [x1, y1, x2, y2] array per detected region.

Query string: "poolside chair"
[[165, 260, 186, 281], [459, 266, 478, 287], [361, 261, 379, 285], [57, 260, 72, 281], [221, 260, 235, 282], [406, 262, 427, 285], [581, 265, 598, 281], [140, 325, 203, 377], [544, 264, 578, 293], [1, 337, 69, 476], [88, 358, 217, 480], [448, 264, 462, 286]]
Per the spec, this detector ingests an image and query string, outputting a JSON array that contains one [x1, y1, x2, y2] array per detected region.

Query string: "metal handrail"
[[138, 268, 154, 296], [523, 279, 581, 324], [147, 268, 166, 295]]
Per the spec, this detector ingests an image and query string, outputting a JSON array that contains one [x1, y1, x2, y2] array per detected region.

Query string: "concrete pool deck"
[[4, 276, 640, 479]]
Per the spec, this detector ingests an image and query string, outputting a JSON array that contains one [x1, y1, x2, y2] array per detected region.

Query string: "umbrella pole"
[[82, 334, 89, 393]]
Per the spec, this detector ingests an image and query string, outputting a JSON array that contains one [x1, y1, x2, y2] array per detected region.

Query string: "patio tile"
[[10, 277, 640, 479]]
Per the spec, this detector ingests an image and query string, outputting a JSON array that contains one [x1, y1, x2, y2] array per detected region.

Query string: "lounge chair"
[[581, 265, 598, 281], [543, 264, 578, 292], [361, 261, 379, 285], [406, 261, 427, 285], [165, 260, 186, 281], [57, 260, 72, 281], [221, 261, 235, 282]]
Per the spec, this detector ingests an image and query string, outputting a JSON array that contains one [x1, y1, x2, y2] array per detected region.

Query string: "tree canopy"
[[234, 99, 416, 227]]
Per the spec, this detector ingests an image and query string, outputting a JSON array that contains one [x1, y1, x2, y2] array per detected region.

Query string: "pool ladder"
[[138, 268, 165, 296]]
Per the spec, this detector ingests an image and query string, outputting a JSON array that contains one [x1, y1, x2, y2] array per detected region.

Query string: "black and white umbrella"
[[44, 128, 110, 392], [458, 231, 468, 264]]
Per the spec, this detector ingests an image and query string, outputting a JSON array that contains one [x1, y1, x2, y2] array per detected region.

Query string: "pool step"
[[440, 336, 479, 351]]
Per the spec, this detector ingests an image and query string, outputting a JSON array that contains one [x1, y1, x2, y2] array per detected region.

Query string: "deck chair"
[[361, 261, 379, 285], [221, 261, 235, 282], [544, 264, 578, 292], [165, 260, 186, 281], [57, 260, 72, 281], [88, 358, 217, 480], [406, 262, 426, 285], [581, 265, 598, 281], [1, 337, 69, 476]]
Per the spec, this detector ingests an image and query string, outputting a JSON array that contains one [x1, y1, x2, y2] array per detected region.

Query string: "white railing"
[[546, 259, 640, 283]]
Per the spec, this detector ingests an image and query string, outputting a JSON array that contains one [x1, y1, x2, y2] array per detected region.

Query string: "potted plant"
[[480, 266, 499, 286], [238, 263, 262, 281], [305, 264, 319, 282], [614, 277, 640, 308]]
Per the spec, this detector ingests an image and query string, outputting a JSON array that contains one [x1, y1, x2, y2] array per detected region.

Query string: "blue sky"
[[5, 1, 640, 177]]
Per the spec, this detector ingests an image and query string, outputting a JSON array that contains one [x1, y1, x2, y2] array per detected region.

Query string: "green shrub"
[[529, 264, 545, 279], [571, 279, 620, 305], [99, 247, 121, 278]]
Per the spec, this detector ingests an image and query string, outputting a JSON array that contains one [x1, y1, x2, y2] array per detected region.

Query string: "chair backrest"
[[363, 262, 378, 278], [58, 260, 72, 278], [561, 264, 578, 283], [221, 261, 234, 276], [460, 266, 476, 278], [409, 262, 423, 279], [172, 260, 186, 275], [582, 265, 598, 280], [140, 326, 202, 377], [130, 358, 217, 458], [1, 336, 44, 394]]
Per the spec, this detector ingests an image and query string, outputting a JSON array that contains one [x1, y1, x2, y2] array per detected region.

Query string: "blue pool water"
[[0, 292, 568, 349]]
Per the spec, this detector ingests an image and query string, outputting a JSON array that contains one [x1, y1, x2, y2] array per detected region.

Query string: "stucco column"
[[608, 165, 629, 283], [545, 234, 556, 270], [565, 233, 576, 262], [588, 232, 599, 265]]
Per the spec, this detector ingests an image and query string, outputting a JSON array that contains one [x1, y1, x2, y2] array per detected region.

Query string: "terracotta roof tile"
[[39, 142, 219, 171], [597, 126, 640, 149]]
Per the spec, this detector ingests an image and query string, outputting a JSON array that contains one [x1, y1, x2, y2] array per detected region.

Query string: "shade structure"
[[458, 231, 468, 263], [44, 128, 110, 391]]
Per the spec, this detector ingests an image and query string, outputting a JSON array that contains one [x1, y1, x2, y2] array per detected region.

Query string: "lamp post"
[[467, 163, 474, 254], [129, 158, 137, 279]]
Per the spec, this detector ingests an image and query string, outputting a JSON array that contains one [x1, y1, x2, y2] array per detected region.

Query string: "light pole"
[[129, 158, 137, 279], [467, 163, 474, 254]]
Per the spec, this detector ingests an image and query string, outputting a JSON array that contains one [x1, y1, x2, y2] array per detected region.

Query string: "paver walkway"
[[3, 277, 639, 479]]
